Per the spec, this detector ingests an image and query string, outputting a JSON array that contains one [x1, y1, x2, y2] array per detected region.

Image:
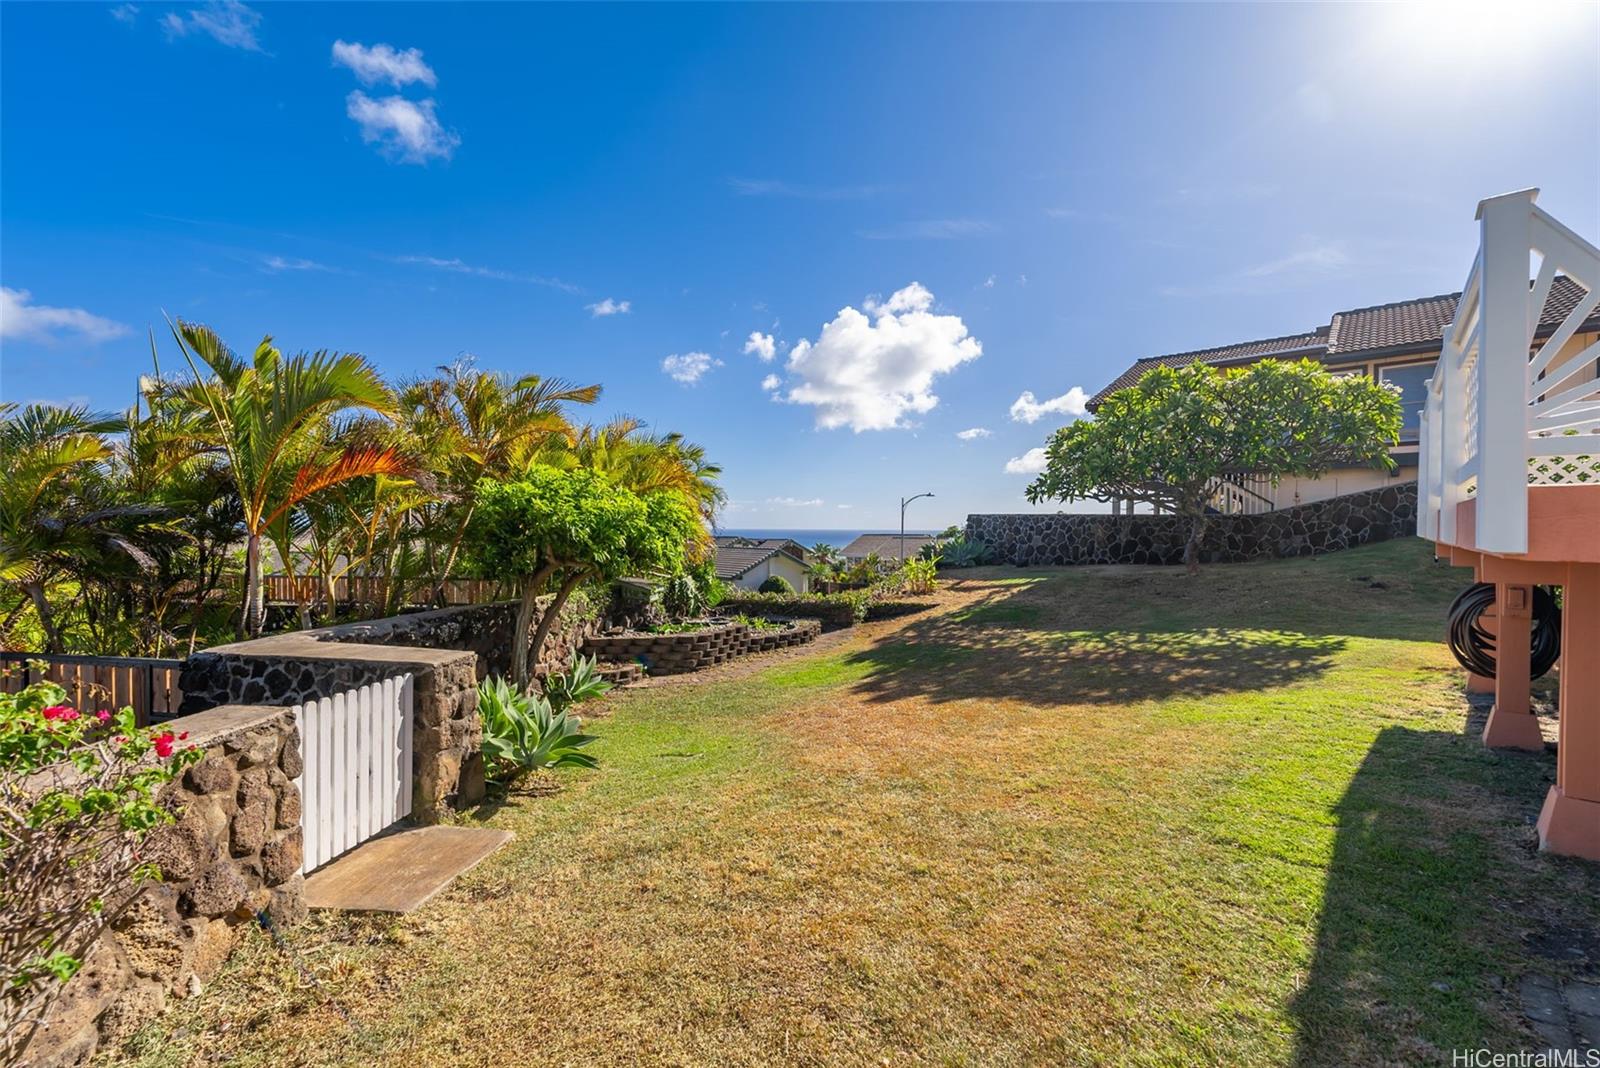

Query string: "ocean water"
[[718, 528, 936, 551]]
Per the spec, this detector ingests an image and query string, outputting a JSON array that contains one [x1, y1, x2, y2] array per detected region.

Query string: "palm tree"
[[559, 417, 725, 524], [0, 404, 155, 651], [397, 361, 600, 602], [152, 321, 412, 637]]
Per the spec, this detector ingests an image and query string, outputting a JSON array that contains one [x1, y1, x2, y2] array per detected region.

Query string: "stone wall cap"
[[197, 632, 477, 670], [166, 703, 295, 749]]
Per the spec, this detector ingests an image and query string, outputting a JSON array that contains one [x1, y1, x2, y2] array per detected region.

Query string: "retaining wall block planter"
[[580, 617, 821, 677]]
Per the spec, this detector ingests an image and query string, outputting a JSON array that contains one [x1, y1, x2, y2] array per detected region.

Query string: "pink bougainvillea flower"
[[153, 732, 176, 758], [42, 705, 79, 721], [96, 709, 113, 723]]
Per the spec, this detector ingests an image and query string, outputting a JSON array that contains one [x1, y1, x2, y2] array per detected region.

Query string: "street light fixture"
[[900, 492, 935, 563]]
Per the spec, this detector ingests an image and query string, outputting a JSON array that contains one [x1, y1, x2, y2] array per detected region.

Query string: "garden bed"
[[579, 616, 821, 676]]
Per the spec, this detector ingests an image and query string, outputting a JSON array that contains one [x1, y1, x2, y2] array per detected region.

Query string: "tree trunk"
[[527, 572, 585, 691], [511, 563, 557, 689], [241, 532, 264, 638], [24, 580, 62, 653], [1183, 512, 1208, 575], [432, 503, 476, 606]]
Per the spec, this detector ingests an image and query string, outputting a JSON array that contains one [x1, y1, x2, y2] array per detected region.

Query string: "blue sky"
[[3, 2, 1597, 530]]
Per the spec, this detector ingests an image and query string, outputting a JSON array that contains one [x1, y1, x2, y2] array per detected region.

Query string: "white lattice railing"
[[1418, 189, 1600, 551]]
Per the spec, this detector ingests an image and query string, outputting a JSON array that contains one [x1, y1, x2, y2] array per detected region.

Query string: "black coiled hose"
[[1446, 582, 1561, 679]]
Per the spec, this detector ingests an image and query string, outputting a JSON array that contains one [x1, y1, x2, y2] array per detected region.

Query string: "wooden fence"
[[263, 575, 501, 608], [0, 652, 184, 726]]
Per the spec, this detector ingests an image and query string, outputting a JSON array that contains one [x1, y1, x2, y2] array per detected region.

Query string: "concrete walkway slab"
[[304, 825, 512, 913]]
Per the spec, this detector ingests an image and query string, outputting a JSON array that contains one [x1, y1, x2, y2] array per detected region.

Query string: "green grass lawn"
[[112, 540, 1600, 1067]]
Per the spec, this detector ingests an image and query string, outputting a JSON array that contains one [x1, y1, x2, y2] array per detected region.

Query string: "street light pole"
[[900, 492, 935, 563]]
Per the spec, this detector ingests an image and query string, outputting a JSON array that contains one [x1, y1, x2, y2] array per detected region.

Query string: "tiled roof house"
[[1088, 277, 1600, 510]]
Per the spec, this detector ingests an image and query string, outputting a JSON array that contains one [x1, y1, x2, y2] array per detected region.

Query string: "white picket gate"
[[293, 674, 414, 874]]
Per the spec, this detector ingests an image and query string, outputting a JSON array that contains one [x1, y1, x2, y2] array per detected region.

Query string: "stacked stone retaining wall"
[[26, 705, 303, 1067], [966, 482, 1417, 567]]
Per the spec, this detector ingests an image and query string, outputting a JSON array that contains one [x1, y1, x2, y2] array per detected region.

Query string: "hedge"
[[716, 590, 869, 630]]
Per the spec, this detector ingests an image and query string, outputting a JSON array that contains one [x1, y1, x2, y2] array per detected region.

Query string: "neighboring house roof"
[[840, 533, 939, 560], [1093, 328, 1329, 399], [1089, 275, 1599, 408], [712, 536, 807, 561], [712, 539, 807, 580]]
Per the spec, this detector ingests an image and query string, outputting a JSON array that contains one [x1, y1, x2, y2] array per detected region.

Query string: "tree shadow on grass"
[[841, 586, 1347, 706], [1289, 724, 1593, 1064]]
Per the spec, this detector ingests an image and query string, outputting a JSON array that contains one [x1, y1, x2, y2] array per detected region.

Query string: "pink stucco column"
[[1538, 563, 1600, 860], [1481, 582, 1544, 750]]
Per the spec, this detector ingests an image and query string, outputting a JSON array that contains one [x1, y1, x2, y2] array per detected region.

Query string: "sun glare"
[[1383, 0, 1597, 66]]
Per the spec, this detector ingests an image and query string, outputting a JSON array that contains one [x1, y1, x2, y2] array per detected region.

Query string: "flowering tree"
[[0, 678, 199, 1063], [1025, 359, 1403, 572]]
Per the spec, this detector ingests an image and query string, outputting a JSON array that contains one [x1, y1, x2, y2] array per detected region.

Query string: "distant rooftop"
[[840, 532, 939, 560], [712, 537, 807, 579], [1090, 275, 1599, 407]]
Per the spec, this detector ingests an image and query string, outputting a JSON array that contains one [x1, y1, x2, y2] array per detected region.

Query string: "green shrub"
[[716, 590, 869, 629], [660, 571, 705, 619], [542, 653, 613, 711], [1, 679, 201, 1063], [477, 676, 598, 785], [757, 575, 795, 595], [933, 536, 990, 568], [882, 557, 939, 595]]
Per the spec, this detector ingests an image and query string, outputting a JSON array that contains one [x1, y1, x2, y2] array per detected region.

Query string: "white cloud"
[[0, 287, 129, 344], [1009, 387, 1089, 424], [956, 427, 991, 440], [836, 503, 853, 510], [331, 40, 437, 88], [262, 255, 333, 273], [1241, 243, 1349, 278], [742, 331, 776, 361], [1004, 447, 1048, 475], [162, 1, 263, 51], [781, 282, 982, 432], [390, 255, 579, 293], [346, 91, 459, 164], [768, 496, 824, 507], [760, 374, 782, 392], [662, 352, 718, 385], [983, 274, 996, 288], [586, 297, 631, 317], [1160, 241, 1352, 297], [859, 219, 992, 241], [728, 178, 884, 200], [110, 4, 139, 23]]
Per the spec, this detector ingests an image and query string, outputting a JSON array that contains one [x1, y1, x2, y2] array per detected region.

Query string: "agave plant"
[[543, 653, 613, 711], [477, 676, 598, 784]]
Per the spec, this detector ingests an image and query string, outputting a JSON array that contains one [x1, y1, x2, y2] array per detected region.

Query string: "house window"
[[1379, 361, 1436, 441]]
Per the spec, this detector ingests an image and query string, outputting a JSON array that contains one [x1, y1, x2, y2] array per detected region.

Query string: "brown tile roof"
[[1089, 328, 1328, 406], [1090, 275, 1599, 408], [1325, 292, 1459, 355], [840, 533, 939, 560]]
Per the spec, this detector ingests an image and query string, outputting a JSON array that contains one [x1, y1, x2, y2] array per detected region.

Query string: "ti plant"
[[477, 676, 598, 786]]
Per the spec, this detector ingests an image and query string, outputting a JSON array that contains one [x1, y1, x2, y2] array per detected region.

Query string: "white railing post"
[[1473, 190, 1538, 553], [1437, 285, 1470, 547], [1427, 378, 1440, 537]]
